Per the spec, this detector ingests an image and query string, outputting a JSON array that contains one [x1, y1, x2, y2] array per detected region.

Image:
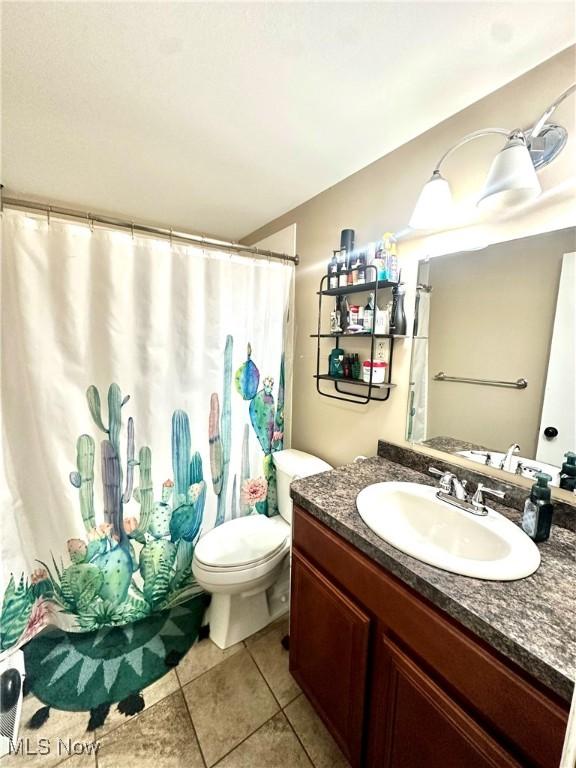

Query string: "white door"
[[536, 252, 576, 465]]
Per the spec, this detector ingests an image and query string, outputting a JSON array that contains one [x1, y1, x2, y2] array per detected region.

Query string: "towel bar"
[[434, 372, 528, 389]]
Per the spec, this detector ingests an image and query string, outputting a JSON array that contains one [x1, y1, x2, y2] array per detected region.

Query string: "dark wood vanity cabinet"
[[289, 506, 569, 768], [290, 551, 370, 764], [370, 635, 521, 768]]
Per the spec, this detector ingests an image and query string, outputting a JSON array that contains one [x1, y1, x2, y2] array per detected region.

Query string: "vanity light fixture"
[[409, 84, 576, 230]]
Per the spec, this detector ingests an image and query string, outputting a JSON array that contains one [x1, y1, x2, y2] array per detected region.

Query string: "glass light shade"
[[409, 172, 453, 230], [477, 137, 541, 210]]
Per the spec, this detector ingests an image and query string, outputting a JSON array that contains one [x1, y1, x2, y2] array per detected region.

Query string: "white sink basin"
[[356, 482, 540, 581]]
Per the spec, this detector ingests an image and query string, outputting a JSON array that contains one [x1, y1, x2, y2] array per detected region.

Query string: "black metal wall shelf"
[[314, 374, 397, 402], [318, 279, 398, 297], [311, 333, 409, 340], [314, 264, 406, 404]]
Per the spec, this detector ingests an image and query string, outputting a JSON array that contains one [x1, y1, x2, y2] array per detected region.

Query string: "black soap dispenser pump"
[[559, 451, 576, 492], [521, 473, 554, 542]]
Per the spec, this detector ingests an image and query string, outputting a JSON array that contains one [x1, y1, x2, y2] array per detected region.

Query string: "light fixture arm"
[[434, 128, 511, 174], [529, 83, 576, 139], [411, 85, 576, 230]]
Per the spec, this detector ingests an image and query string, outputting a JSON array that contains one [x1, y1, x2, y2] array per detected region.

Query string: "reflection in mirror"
[[407, 228, 576, 488]]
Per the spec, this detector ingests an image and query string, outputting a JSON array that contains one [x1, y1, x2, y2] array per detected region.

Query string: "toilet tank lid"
[[273, 449, 332, 479]]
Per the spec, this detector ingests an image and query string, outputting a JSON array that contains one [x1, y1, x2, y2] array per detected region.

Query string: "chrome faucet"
[[428, 467, 468, 499], [429, 467, 506, 517], [500, 443, 520, 472]]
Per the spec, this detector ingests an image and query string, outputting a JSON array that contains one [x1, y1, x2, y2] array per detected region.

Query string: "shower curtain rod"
[[1, 194, 299, 265]]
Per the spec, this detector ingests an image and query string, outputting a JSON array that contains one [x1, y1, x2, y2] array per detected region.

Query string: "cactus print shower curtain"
[[0, 211, 293, 658]]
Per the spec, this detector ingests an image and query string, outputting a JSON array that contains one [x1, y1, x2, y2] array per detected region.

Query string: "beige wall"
[[243, 47, 576, 494], [424, 228, 575, 457]]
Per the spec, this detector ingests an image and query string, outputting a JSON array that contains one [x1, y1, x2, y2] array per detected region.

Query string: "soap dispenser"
[[389, 283, 407, 336], [559, 451, 576, 492], [521, 473, 554, 542]]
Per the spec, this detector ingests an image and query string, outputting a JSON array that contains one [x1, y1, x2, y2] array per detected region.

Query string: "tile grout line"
[[179, 683, 209, 768], [209, 709, 284, 768], [176, 643, 243, 689], [245, 626, 301, 711], [282, 702, 317, 768], [243, 621, 321, 768], [244, 643, 285, 711], [180, 648, 280, 768], [243, 632, 316, 765], [96, 686, 207, 768]]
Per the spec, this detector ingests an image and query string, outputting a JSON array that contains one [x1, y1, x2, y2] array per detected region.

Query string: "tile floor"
[[2, 616, 350, 768]]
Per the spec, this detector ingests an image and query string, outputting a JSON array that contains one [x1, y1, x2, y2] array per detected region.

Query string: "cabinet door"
[[373, 635, 521, 768], [290, 550, 370, 768]]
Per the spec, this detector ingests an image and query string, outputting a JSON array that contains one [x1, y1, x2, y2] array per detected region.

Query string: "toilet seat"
[[194, 515, 289, 571]]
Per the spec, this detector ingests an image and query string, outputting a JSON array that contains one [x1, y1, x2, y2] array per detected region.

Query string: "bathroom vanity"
[[289, 452, 575, 768]]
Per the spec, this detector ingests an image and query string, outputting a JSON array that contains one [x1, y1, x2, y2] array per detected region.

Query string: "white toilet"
[[192, 449, 332, 648]]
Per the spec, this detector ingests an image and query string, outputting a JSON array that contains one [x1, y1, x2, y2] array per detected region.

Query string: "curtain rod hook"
[[47, 206, 51, 226], [87, 213, 94, 233]]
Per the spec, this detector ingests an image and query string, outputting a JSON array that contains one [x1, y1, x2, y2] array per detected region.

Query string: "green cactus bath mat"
[[22, 595, 208, 729]]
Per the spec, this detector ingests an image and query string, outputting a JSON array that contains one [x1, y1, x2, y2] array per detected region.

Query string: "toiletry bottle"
[[329, 347, 344, 378], [339, 295, 350, 333], [357, 252, 366, 284], [389, 284, 407, 335], [342, 355, 351, 379], [340, 229, 355, 254], [352, 353, 361, 380], [375, 236, 389, 282], [338, 255, 348, 287], [363, 293, 375, 332], [351, 251, 360, 285], [328, 252, 339, 290], [388, 241, 399, 283], [330, 300, 342, 334], [559, 451, 576, 492], [346, 251, 354, 286], [521, 473, 554, 542], [366, 243, 377, 282]]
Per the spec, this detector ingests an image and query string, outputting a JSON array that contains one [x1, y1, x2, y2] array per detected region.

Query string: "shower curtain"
[[408, 272, 431, 443], [0, 211, 294, 658]]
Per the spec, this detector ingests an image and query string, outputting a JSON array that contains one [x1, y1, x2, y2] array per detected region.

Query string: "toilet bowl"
[[192, 448, 332, 648]]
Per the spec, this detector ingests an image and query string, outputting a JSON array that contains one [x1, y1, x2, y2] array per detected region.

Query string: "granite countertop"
[[291, 456, 576, 702], [421, 436, 490, 454]]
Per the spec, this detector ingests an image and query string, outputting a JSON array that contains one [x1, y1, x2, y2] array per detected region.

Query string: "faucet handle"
[[428, 466, 455, 493], [471, 482, 505, 512]]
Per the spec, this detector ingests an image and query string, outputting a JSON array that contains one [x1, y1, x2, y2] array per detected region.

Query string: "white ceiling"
[[2, 2, 574, 239]]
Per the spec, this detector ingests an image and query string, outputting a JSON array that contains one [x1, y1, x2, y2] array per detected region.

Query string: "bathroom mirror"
[[407, 227, 576, 486]]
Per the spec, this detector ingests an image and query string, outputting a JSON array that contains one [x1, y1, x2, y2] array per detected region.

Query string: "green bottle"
[[352, 353, 361, 380], [559, 451, 576, 492], [521, 473, 554, 542], [329, 347, 344, 378]]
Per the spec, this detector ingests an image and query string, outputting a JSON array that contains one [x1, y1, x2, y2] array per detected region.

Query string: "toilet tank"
[[272, 449, 332, 524]]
